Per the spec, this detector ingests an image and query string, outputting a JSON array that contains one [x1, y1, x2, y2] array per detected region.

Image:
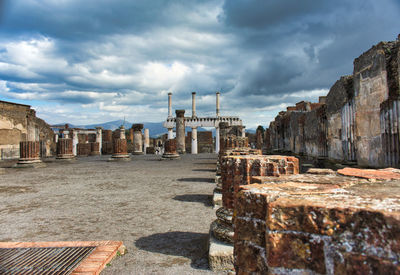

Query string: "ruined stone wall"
[[0, 100, 54, 160], [265, 38, 400, 168], [326, 76, 355, 161]]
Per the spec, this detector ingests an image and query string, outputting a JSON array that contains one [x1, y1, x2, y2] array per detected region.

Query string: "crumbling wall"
[[0, 100, 54, 159], [325, 76, 355, 161], [265, 37, 400, 168]]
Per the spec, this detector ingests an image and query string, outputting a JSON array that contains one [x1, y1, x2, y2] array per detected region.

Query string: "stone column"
[[192, 92, 197, 118], [110, 126, 130, 161], [16, 141, 44, 168], [215, 127, 220, 153], [144, 128, 150, 154], [191, 127, 198, 154], [168, 92, 173, 118], [175, 110, 186, 154], [162, 139, 180, 159], [96, 127, 102, 155], [132, 124, 144, 155], [56, 138, 75, 160], [72, 130, 78, 156], [168, 128, 174, 139], [216, 92, 220, 117], [241, 126, 246, 138]]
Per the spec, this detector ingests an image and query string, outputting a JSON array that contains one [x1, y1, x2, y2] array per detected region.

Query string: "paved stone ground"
[[0, 153, 225, 274]]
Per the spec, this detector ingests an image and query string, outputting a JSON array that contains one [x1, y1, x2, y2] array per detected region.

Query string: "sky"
[[0, 0, 399, 129]]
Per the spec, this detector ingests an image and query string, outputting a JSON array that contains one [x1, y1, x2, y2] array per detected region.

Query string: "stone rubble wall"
[[234, 170, 400, 274], [266, 38, 400, 168], [0, 101, 55, 160]]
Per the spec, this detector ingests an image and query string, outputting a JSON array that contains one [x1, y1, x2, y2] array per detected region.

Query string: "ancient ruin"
[[163, 92, 244, 154], [0, 100, 54, 160], [265, 37, 400, 169]]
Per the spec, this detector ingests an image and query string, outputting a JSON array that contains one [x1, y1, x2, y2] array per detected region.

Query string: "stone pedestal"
[[209, 151, 300, 271], [15, 141, 45, 168], [175, 110, 186, 154], [162, 139, 180, 159], [109, 127, 130, 161], [56, 138, 75, 160], [132, 124, 144, 155]]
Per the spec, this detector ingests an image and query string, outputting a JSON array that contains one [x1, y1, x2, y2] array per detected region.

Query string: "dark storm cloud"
[[0, 0, 399, 126], [221, 0, 400, 100]]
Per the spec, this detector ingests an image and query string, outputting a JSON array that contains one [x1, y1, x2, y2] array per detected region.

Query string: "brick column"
[[56, 138, 75, 160], [162, 139, 180, 159], [132, 124, 144, 155], [175, 110, 186, 154], [109, 127, 130, 161], [16, 141, 44, 167]]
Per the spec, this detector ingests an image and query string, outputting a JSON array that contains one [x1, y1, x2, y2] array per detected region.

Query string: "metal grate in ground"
[[0, 246, 95, 274]]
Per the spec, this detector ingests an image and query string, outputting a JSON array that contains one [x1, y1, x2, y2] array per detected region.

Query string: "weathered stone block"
[[267, 232, 326, 274]]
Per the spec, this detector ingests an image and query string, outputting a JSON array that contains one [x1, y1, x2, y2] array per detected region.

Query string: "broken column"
[[162, 139, 180, 159], [56, 138, 75, 160], [132, 124, 144, 155], [175, 110, 186, 154], [209, 153, 299, 271], [15, 141, 44, 168], [109, 126, 130, 161], [102, 130, 113, 154], [234, 168, 400, 274], [144, 128, 150, 154]]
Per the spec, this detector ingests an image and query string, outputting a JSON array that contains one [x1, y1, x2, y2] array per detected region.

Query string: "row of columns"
[[167, 92, 245, 154]]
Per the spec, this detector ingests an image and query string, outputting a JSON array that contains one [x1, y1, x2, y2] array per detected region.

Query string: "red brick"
[[334, 253, 400, 275]]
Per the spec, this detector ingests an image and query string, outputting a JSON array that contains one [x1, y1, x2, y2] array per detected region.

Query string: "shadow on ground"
[[192, 168, 216, 172], [135, 231, 209, 270], [173, 194, 212, 207], [177, 177, 214, 183]]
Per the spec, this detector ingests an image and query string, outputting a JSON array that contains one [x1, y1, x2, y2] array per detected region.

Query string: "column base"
[[208, 229, 234, 271], [56, 154, 76, 161], [108, 154, 131, 161], [14, 159, 46, 168], [132, 151, 144, 155], [161, 153, 180, 160], [210, 207, 234, 244]]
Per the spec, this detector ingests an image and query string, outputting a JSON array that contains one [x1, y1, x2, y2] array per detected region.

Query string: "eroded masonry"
[[264, 37, 400, 168]]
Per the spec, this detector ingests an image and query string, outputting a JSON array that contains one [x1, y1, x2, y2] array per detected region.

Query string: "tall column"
[[96, 127, 102, 155], [132, 124, 144, 155], [241, 126, 246, 138], [72, 130, 78, 156], [175, 109, 186, 154], [215, 127, 220, 153], [191, 127, 198, 154], [168, 92, 173, 118], [216, 92, 220, 117], [192, 92, 197, 118], [168, 128, 174, 139], [144, 128, 150, 154]]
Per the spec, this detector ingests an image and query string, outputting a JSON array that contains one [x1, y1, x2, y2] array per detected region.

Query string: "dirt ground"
[[0, 153, 225, 274]]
